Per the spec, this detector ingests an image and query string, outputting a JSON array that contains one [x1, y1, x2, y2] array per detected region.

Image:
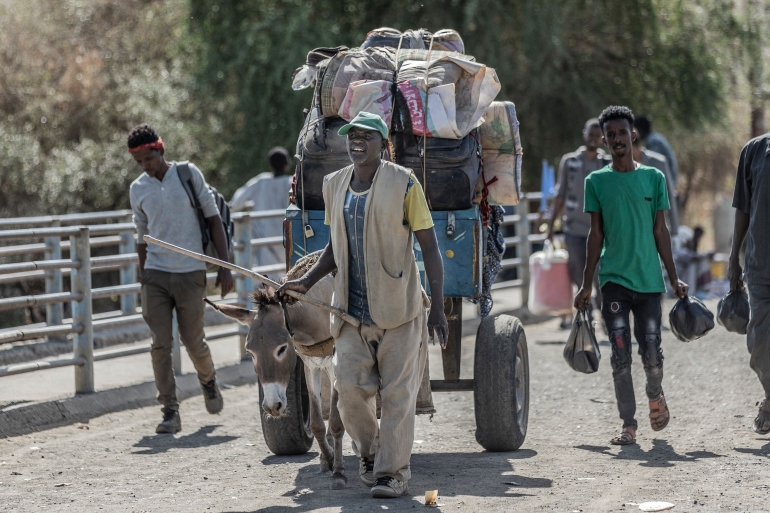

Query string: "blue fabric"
[[540, 160, 556, 212], [344, 189, 375, 325]]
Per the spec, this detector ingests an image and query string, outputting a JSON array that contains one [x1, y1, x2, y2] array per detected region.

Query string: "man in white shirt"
[[128, 124, 233, 434], [231, 147, 293, 277]]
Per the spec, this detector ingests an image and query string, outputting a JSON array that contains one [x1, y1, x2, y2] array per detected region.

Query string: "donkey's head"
[[207, 292, 295, 417]]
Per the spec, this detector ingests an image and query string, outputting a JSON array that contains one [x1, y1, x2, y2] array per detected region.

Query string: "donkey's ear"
[[204, 298, 257, 326]]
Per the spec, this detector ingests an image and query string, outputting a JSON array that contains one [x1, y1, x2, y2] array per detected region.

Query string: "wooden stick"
[[143, 235, 360, 327]]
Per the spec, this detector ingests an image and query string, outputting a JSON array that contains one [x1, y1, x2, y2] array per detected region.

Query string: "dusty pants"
[[747, 283, 770, 397], [601, 282, 663, 430], [140, 269, 216, 411], [333, 311, 428, 483]]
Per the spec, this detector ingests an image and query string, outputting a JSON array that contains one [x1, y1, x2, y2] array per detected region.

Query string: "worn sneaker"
[[359, 457, 376, 487], [371, 476, 408, 498], [156, 408, 181, 434], [201, 379, 224, 414], [754, 399, 770, 434]]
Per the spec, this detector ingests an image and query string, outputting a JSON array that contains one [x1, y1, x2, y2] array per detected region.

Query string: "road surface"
[[1, 298, 769, 512]]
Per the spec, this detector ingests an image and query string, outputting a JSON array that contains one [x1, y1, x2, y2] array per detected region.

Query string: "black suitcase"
[[391, 130, 482, 211], [294, 116, 352, 210]]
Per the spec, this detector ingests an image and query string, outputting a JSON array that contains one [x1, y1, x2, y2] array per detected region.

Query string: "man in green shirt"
[[574, 106, 688, 446]]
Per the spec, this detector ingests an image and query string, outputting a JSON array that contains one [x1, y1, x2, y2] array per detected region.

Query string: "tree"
[[189, 0, 728, 192], [746, 0, 768, 138], [0, 0, 218, 217]]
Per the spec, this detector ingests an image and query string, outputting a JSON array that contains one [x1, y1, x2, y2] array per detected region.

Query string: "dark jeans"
[[565, 234, 602, 311], [601, 282, 663, 430], [748, 283, 770, 397]]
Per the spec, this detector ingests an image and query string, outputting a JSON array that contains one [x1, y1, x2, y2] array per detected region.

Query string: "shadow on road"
[[261, 452, 320, 466], [131, 425, 238, 455], [233, 450, 551, 513], [575, 438, 723, 467], [734, 440, 770, 456]]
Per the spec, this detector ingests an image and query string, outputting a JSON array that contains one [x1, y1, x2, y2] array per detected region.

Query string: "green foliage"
[[189, 0, 730, 191], [0, 0, 221, 217], [0, 0, 750, 218]]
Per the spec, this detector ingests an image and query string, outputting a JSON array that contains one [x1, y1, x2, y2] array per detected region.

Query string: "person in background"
[[634, 116, 678, 186], [631, 137, 680, 236], [575, 106, 688, 446], [547, 118, 610, 327], [230, 146, 293, 278], [728, 133, 770, 435], [128, 124, 233, 434]]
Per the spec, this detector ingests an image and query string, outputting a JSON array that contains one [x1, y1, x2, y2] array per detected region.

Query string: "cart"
[[256, 204, 530, 454]]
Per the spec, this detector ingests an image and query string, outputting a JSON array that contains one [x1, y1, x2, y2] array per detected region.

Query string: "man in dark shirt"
[[634, 116, 678, 186], [548, 119, 610, 323], [728, 134, 770, 434]]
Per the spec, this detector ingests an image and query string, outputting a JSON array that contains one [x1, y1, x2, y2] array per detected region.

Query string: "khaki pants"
[[140, 269, 216, 411], [334, 311, 428, 482]]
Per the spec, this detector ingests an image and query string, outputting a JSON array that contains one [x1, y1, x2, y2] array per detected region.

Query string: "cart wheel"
[[473, 314, 529, 451], [258, 358, 314, 455]]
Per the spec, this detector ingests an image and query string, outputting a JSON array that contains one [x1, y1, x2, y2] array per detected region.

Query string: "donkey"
[[206, 252, 347, 490]]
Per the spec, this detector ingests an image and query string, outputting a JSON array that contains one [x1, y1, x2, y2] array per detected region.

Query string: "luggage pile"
[[291, 27, 523, 213]]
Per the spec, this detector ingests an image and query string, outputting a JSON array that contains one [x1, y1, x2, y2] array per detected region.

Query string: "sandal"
[[610, 427, 636, 445], [754, 399, 770, 435], [649, 392, 670, 432]]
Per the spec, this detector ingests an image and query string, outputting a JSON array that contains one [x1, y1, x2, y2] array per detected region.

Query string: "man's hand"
[[574, 285, 592, 310], [671, 279, 689, 299], [275, 278, 310, 299], [727, 260, 744, 292], [427, 305, 448, 349], [216, 268, 233, 298]]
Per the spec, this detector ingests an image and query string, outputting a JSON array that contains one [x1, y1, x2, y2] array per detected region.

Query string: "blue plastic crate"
[[285, 205, 481, 298]]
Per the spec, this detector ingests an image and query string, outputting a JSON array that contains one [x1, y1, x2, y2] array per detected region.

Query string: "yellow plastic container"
[[711, 260, 727, 280]]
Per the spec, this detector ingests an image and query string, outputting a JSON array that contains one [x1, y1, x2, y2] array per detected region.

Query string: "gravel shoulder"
[[2, 298, 769, 512]]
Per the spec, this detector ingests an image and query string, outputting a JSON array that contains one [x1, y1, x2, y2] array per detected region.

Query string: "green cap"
[[338, 111, 389, 140]]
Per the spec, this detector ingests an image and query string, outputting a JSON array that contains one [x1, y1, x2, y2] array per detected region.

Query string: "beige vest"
[[322, 161, 425, 337]]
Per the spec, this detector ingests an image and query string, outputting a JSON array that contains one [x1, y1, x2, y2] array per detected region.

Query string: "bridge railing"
[[0, 211, 285, 391], [493, 192, 551, 304], [0, 194, 551, 393]]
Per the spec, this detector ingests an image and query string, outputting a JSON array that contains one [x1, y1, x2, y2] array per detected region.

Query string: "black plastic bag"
[[717, 289, 750, 335], [563, 310, 601, 373], [669, 296, 715, 342]]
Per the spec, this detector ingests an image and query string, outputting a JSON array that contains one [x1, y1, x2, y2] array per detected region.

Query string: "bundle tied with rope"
[[292, 27, 519, 217], [289, 28, 521, 316]]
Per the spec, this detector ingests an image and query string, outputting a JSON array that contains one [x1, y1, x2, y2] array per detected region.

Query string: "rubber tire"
[[473, 314, 529, 451], [258, 358, 314, 455]]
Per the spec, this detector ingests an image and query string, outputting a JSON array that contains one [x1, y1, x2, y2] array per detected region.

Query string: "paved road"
[[2, 298, 769, 512]]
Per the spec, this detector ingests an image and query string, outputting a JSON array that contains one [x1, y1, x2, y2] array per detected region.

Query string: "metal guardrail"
[[0, 211, 285, 387], [489, 192, 551, 302], [0, 197, 549, 388]]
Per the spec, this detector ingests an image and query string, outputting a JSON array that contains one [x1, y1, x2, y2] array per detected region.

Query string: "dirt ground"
[[2, 298, 770, 512]]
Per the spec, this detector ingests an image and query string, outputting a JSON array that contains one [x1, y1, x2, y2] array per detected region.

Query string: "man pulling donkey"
[[278, 111, 448, 499]]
